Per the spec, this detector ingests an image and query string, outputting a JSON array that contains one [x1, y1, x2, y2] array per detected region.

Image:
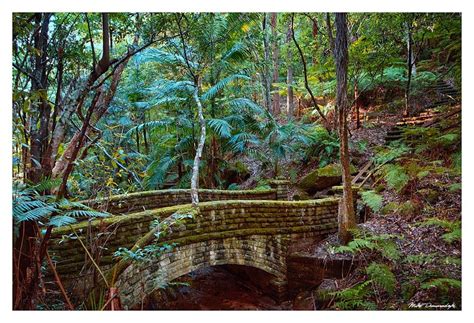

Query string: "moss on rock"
[[298, 164, 357, 194]]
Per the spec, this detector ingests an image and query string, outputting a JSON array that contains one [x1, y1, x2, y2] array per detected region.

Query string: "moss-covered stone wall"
[[81, 188, 279, 214]]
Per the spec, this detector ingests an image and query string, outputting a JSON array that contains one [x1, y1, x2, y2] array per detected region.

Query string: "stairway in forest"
[[318, 79, 460, 198], [426, 79, 461, 108], [385, 80, 461, 142], [351, 160, 374, 189]]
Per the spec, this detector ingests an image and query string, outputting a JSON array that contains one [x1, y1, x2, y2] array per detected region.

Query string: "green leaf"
[[48, 215, 78, 227], [201, 74, 250, 101], [382, 164, 410, 192], [366, 262, 397, 295], [361, 190, 383, 213], [421, 278, 461, 291], [208, 118, 233, 138]]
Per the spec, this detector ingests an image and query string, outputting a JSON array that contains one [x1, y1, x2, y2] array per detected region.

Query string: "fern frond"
[[61, 210, 109, 218], [366, 262, 397, 295], [201, 74, 250, 101], [361, 190, 383, 213], [208, 118, 233, 138], [48, 215, 78, 227]]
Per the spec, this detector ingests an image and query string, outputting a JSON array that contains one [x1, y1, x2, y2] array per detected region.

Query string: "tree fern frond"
[[201, 74, 250, 101], [136, 48, 198, 69], [48, 215, 78, 227], [62, 210, 109, 218], [14, 204, 58, 222], [208, 118, 233, 138], [125, 119, 173, 138]]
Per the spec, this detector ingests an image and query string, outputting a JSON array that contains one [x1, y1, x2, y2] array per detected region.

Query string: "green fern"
[[13, 182, 109, 228], [381, 164, 410, 192], [208, 118, 233, 138], [201, 74, 250, 101], [332, 230, 401, 261], [366, 262, 397, 295], [361, 190, 383, 213], [418, 217, 461, 244], [421, 278, 461, 291], [331, 280, 376, 310]]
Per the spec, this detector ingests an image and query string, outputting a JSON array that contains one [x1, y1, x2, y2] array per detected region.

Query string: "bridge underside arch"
[[115, 234, 289, 309]]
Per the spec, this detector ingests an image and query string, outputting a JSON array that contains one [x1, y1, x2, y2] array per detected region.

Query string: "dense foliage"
[[12, 12, 461, 310]]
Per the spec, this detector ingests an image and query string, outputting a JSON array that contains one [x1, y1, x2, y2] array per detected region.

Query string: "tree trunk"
[[326, 13, 335, 56], [354, 79, 361, 129], [404, 21, 413, 117], [52, 50, 130, 185], [191, 82, 206, 207], [335, 13, 355, 245], [290, 14, 327, 123], [286, 21, 294, 119], [271, 13, 280, 115], [262, 13, 272, 113], [27, 13, 52, 183], [14, 13, 51, 310]]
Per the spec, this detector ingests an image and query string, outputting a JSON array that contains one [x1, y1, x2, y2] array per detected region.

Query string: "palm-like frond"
[[12, 183, 110, 227], [145, 155, 178, 189], [228, 132, 260, 153], [125, 119, 173, 138], [201, 74, 250, 101], [227, 98, 266, 116], [48, 215, 77, 227], [135, 48, 198, 69], [208, 118, 233, 138]]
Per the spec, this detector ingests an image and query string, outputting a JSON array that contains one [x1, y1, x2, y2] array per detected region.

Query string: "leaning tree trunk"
[[190, 83, 206, 207], [335, 13, 356, 245]]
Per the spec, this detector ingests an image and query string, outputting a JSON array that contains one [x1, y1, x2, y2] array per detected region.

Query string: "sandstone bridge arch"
[[48, 185, 341, 309]]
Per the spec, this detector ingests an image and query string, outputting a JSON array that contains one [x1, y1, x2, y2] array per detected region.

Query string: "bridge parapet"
[[81, 188, 279, 214]]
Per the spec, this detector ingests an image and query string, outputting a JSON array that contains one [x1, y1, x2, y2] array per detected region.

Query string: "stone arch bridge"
[[49, 183, 341, 309]]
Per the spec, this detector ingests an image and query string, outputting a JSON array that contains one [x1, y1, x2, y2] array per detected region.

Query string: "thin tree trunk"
[[290, 14, 327, 123], [262, 13, 272, 113], [354, 79, 361, 129], [326, 13, 335, 56], [404, 21, 414, 117], [286, 21, 294, 119], [335, 13, 355, 245], [191, 83, 206, 207], [52, 52, 130, 182], [271, 13, 280, 115]]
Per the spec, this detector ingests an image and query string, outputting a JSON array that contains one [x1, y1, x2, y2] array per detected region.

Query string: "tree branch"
[[290, 14, 327, 122]]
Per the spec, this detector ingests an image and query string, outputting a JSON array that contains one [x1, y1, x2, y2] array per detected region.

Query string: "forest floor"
[[300, 106, 462, 310]]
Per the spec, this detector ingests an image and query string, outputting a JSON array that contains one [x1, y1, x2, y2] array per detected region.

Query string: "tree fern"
[[201, 74, 250, 101], [13, 182, 110, 228], [208, 118, 233, 138]]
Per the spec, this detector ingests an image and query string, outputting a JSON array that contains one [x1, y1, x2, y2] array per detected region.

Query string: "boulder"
[[297, 164, 357, 194], [222, 161, 250, 186]]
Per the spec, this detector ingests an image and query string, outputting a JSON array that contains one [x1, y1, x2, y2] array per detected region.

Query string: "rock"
[[223, 161, 251, 186], [292, 290, 316, 310], [298, 164, 357, 194], [293, 189, 310, 200], [314, 279, 338, 309]]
